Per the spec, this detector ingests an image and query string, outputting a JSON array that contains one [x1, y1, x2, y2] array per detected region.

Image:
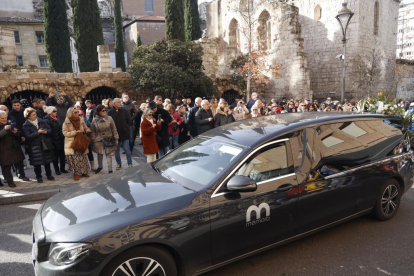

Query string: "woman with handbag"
[[141, 108, 162, 163], [62, 107, 91, 181], [91, 105, 119, 174], [0, 110, 30, 187], [22, 107, 56, 183]]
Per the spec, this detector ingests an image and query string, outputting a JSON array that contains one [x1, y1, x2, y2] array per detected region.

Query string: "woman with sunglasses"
[[91, 105, 119, 174], [44, 106, 68, 175], [62, 107, 92, 181]]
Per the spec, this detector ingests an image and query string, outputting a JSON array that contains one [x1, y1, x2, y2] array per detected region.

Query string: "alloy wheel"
[[112, 257, 166, 276], [381, 184, 399, 215]]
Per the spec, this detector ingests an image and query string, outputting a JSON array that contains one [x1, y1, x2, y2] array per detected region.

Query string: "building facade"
[[202, 0, 400, 101], [397, 0, 414, 59], [0, 0, 79, 73]]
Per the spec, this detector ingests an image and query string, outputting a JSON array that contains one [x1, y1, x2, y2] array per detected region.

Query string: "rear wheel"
[[373, 179, 401, 221], [101, 245, 177, 276]]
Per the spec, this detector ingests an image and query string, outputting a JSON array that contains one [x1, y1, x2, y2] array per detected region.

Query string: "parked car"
[[32, 113, 414, 276]]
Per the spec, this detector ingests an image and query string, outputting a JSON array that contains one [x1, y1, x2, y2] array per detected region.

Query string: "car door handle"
[[276, 184, 294, 192]]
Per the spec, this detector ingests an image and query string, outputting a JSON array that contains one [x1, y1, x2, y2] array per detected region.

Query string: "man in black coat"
[[9, 99, 25, 133], [35, 99, 47, 119], [122, 93, 138, 151], [187, 97, 202, 138], [195, 99, 215, 135], [147, 101, 171, 157], [46, 90, 74, 124], [108, 98, 133, 169]]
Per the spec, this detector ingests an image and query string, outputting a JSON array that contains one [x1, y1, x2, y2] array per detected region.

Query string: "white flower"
[[394, 105, 398, 108], [390, 107, 394, 110], [384, 106, 388, 110]]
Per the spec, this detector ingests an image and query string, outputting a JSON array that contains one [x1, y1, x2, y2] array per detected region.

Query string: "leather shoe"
[[95, 168, 103, 174], [108, 170, 113, 174], [37, 178, 43, 183], [21, 176, 30, 181], [8, 182, 16, 188], [61, 170, 69, 174], [73, 174, 79, 181], [82, 174, 90, 177], [47, 176, 55, 181], [55, 171, 61, 175]]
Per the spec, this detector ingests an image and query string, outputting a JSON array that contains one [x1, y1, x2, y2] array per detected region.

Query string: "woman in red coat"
[[141, 108, 162, 163]]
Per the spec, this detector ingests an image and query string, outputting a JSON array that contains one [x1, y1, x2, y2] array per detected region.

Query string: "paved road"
[[1, 188, 414, 276]]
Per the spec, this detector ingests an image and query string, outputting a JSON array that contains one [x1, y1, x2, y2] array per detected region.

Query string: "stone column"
[[97, 45, 112, 73], [0, 26, 17, 72]]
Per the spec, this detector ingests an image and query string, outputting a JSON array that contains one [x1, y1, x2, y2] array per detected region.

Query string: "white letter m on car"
[[246, 203, 270, 222]]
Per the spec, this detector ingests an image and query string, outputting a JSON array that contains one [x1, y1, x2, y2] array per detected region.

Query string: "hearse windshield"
[[154, 137, 245, 190]]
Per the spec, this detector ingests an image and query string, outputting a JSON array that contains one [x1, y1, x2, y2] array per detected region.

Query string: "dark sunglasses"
[[102, 109, 107, 112], [74, 111, 79, 114]]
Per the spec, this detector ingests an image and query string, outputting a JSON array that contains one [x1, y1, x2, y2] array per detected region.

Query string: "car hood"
[[41, 164, 197, 242]]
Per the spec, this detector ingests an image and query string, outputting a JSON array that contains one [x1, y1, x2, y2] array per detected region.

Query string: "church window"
[[14, 31, 20, 44], [314, 5, 322, 21], [229, 19, 240, 51], [258, 11, 271, 50], [240, 0, 254, 13], [16, 56, 23, 66], [145, 0, 154, 14], [374, 1, 379, 36]]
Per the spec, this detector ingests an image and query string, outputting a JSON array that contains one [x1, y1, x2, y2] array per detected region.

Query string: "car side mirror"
[[227, 175, 257, 192]]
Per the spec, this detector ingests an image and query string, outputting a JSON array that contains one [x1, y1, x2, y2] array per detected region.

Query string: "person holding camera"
[[91, 105, 119, 174], [147, 101, 172, 158], [46, 90, 74, 124], [166, 104, 182, 150], [0, 110, 29, 187], [22, 108, 55, 183]]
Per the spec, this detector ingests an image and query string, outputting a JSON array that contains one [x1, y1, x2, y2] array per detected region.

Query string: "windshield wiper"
[[151, 163, 161, 173]]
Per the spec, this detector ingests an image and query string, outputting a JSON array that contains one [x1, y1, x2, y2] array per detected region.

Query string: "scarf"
[[29, 118, 39, 129], [69, 116, 81, 131]]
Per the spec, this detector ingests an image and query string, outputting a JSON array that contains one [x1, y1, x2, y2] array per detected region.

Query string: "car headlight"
[[48, 243, 92, 266]]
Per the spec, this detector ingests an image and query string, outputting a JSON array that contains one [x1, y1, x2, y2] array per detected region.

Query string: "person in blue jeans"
[[108, 98, 133, 170]]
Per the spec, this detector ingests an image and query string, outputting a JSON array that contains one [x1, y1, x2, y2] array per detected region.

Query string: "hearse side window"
[[306, 120, 405, 181], [235, 143, 293, 182]]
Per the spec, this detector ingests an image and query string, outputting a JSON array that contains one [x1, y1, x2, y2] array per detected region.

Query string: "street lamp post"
[[336, 2, 354, 102]]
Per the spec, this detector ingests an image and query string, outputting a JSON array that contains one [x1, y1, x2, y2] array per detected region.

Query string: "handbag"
[[41, 135, 54, 152], [71, 132, 90, 153], [96, 120, 116, 148]]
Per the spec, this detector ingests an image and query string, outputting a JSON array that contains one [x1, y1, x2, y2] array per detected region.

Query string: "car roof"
[[200, 112, 401, 148]]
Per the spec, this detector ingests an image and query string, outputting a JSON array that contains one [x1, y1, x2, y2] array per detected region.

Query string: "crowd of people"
[[2, 90, 412, 188], [0, 91, 139, 187]]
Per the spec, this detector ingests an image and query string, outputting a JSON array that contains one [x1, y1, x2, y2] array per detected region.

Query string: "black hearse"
[[32, 113, 414, 276]]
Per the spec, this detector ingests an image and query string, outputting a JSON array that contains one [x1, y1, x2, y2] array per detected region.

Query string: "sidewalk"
[[0, 143, 147, 205]]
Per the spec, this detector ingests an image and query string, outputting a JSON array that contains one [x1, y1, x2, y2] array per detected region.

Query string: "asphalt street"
[[1, 188, 414, 276]]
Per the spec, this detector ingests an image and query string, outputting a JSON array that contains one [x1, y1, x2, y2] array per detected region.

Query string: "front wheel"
[[101, 245, 177, 276], [373, 179, 401, 221]]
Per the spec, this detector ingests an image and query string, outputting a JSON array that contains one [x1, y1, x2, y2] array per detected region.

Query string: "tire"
[[373, 179, 402, 221], [101, 245, 177, 276]]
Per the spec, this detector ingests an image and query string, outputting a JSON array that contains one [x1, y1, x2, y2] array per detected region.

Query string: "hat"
[[410, 103, 414, 107], [238, 100, 244, 104], [44, 106, 56, 115], [147, 101, 158, 109]]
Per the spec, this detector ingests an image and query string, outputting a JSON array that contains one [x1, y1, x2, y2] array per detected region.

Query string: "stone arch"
[[229, 19, 240, 51], [5, 90, 49, 109], [222, 89, 240, 104], [258, 10, 271, 50], [374, 1, 379, 36], [314, 5, 322, 21], [84, 86, 119, 106]]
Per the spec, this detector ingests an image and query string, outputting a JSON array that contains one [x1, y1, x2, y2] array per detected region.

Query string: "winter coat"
[[153, 107, 172, 148], [187, 106, 200, 137], [36, 108, 47, 119], [141, 118, 162, 155], [0, 124, 25, 166], [9, 108, 25, 134], [62, 117, 89, 155], [122, 101, 138, 123], [214, 108, 235, 127], [168, 111, 183, 136], [178, 112, 190, 144], [44, 115, 64, 150], [22, 118, 55, 166], [246, 99, 257, 112], [108, 107, 131, 142], [91, 115, 119, 155], [46, 95, 74, 124], [233, 106, 250, 121], [195, 108, 215, 135]]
